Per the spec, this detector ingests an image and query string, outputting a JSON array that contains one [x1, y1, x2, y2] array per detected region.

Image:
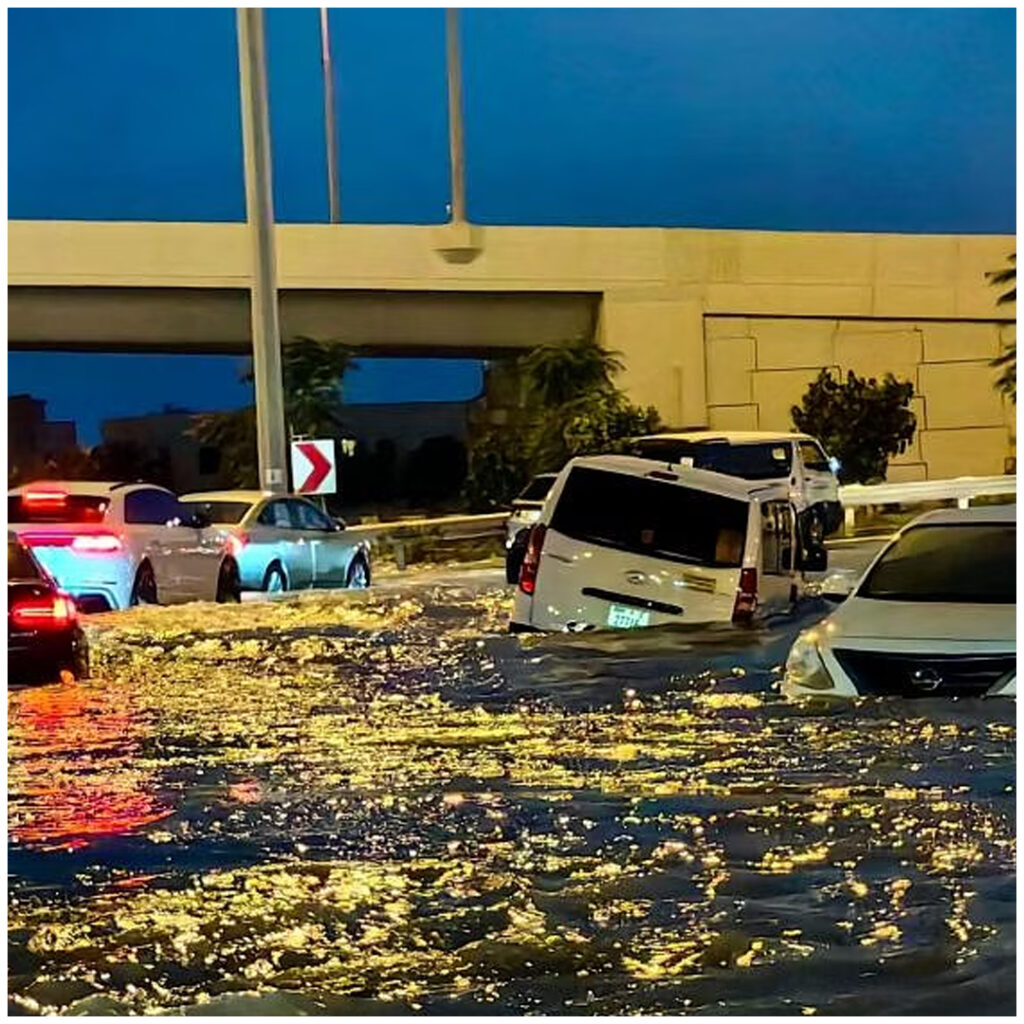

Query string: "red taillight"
[[227, 531, 249, 556], [11, 592, 77, 630], [518, 523, 547, 595], [71, 533, 122, 553], [21, 531, 121, 552], [732, 567, 758, 624]]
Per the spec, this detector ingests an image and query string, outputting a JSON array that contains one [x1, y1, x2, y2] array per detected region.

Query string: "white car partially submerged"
[[784, 504, 1016, 699], [511, 454, 808, 632]]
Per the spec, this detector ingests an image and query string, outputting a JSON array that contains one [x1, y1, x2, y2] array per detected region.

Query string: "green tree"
[[521, 335, 624, 407], [988, 253, 1015, 404], [464, 336, 660, 508], [791, 369, 916, 484], [189, 337, 356, 487]]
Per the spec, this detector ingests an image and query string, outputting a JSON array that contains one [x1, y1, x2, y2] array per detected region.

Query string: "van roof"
[[633, 430, 812, 445], [564, 454, 787, 501]]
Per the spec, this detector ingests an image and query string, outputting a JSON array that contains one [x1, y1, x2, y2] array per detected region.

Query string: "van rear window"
[[550, 466, 749, 567], [633, 440, 792, 480]]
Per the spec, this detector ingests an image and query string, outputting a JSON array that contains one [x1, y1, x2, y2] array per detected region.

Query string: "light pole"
[[445, 8, 467, 224], [320, 8, 341, 223], [236, 7, 288, 493]]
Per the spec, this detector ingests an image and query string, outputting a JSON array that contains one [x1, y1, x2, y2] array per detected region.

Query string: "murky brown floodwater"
[[8, 576, 1015, 1015]]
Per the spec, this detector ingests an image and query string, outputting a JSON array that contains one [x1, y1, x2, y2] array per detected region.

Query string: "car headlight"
[[785, 631, 834, 691]]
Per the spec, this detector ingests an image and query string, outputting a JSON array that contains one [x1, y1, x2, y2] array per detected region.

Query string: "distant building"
[[101, 401, 473, 498], [8, 394, 79, 482]]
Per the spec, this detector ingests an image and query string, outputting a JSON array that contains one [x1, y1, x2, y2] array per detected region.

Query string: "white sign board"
[[290, 439, 337, 495]]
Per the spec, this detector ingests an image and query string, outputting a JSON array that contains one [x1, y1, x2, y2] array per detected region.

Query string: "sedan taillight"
[[11, 593, 77, 630], [71, 533, 122, 552]]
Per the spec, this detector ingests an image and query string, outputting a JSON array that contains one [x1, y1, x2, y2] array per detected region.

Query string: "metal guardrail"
[[345, 512, 508, 569], [839, 475, 1016, 507], [839, 475, 1015, 532]]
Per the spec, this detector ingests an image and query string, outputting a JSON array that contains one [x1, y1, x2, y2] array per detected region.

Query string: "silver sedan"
[[180, 490, 371, 594]]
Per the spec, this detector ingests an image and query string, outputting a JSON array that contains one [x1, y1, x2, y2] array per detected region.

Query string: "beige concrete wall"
[[8, 220, 1016, 478], [704, 315, 1016, 480]]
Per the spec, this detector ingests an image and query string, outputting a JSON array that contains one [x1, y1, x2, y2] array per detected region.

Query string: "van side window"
[[762, 501, 795, 575], [798, 441, 831, 472]]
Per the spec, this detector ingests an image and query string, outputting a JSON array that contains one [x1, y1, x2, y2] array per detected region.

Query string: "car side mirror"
[[184, 510, 211, 529], [332, 518, 346, 532], [800, 544, 828, 573]]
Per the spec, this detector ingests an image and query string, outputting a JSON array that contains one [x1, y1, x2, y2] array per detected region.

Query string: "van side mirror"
[[799, 544, 828, 573]]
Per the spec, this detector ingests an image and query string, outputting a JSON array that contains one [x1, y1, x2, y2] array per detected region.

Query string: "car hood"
[[828, 596, 1016, 645]]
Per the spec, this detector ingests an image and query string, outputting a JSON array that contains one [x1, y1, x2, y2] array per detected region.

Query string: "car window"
[[550, 466, 750, 568], [798, 441, 831, 472], [181, 500, 252, 525], [8, 539, 41, 580], [517, 476, 556, 502], [761, 501, 795, 575], [258, 500, 294, 529], [633, 439, 793, 480], [8, 492, 109, 524], [858, 523, 1016, 604], [290, 500, 332, 531], [124, 488, 183, 526]]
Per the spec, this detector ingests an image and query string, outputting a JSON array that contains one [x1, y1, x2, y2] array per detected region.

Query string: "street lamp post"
[[236, 8, 288, 493], [320, 8, 341, 223], [445, 8, 467, 224]]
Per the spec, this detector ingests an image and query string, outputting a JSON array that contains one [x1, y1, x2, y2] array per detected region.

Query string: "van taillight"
[[11, 593, 77, 630], [732, 567, 757, 624], [518, 524, 547, 595]]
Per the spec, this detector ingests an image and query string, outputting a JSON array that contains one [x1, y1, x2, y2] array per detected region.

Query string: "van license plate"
[[607, 604, 651, 629]]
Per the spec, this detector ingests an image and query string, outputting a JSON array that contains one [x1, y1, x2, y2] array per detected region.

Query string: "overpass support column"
[[597, 292, 707, 430]]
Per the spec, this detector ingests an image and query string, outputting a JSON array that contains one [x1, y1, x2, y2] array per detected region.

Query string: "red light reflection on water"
[[8, 679, 172, 851]]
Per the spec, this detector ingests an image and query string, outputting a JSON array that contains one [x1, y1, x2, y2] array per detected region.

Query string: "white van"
[[510, 455, 803, 632], [629, 431, 842, 544]]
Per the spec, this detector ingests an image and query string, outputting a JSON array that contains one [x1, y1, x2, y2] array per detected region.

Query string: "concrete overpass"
[[8, 219, 1016, 480]]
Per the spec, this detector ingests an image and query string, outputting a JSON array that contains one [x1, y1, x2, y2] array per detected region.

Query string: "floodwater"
[[8, 575, 1016, 1015]]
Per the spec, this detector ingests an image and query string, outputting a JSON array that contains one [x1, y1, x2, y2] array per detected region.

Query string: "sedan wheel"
[[130, 563, 158, 606], [263, 564, 287, 593], [346, 556, 370, 589], [216, 560, 242, 603]]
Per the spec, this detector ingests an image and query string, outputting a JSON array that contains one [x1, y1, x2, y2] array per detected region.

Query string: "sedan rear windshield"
[[858, 523, 1016, 604], [181, 500, 252, 525], [8, 540, 41, 580], [8, 494, 109, 524], [550, 466, 749, 568], [633, 440, 793, 481]]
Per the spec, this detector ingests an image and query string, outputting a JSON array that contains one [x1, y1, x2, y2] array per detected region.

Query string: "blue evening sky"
[[8, 8, 1016, 443]]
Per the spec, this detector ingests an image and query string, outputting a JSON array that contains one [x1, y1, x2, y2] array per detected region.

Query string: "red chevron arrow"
[[295, 442, 332, 492]]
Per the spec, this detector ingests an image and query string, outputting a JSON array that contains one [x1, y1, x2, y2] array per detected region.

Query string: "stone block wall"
[[704, 316, 1015, 480]]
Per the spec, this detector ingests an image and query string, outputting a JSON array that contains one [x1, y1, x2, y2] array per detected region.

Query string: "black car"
[[8, 532, 89, 685]]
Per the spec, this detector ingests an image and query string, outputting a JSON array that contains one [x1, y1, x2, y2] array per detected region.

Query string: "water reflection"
[[9, 678, 171, 851], [7, 585, 1016, 1015]]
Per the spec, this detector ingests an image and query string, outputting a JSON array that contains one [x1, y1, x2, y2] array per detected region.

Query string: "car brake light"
[[518, 523, 547, 595], [11, 592, 77, 630], [71, 533, 122, 552], [227, 531, 249, 556], [23, 488, 68, 507], [732, 567, 758, 624]]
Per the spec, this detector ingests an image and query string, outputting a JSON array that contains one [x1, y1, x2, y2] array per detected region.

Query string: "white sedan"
[[180, 490, 371, 594], [783, 504, 1015, 699]]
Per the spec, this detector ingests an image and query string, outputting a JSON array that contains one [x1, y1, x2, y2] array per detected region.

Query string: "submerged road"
[[8, 541, 1015, 1015]]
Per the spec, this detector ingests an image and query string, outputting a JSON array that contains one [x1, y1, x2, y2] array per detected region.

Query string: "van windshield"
[[633, 440, 792, 481], [550, 466, 749, 568]]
